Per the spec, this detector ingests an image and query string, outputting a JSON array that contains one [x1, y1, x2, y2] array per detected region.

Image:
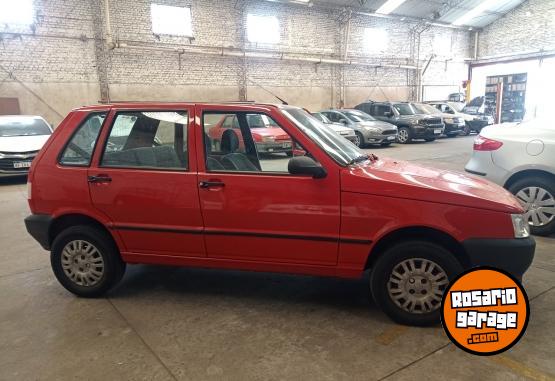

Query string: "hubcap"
[[516, 186, 555, 227], [387, 258, 449, 314], [61, 240, 104, 287], [354, 134, 362, 147], [397, 129, 408, 143]]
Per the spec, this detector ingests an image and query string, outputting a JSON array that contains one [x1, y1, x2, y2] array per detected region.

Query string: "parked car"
[[448, 92, 465, 103], [0, 115, 53, 177], [355, 101, 444, 144], [311, 112, 357, 144], [318, 109, 397, 148], [208, 113, 293, 156], [25, 102, 534, 326], [426, 101, 488, 136], [461, 96, 495, 134], [411, 103, 465, 137], [465, 118, 555, 236]]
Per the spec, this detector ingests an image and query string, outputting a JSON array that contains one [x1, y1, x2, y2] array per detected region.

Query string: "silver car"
[[311, 112, 357, 144], [319, 109, 398, 148], [465, 118, 555, 235]]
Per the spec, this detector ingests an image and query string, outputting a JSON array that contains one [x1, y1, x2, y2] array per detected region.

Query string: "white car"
[[465, 118, 555, 235], [427, 101, 494, 135], [0, 115, 53, 177]]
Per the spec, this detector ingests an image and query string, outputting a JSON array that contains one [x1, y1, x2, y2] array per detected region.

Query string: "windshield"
[[393, 103, 418, 115], [0, 117, 51, 137], [247, 114, 279, 128], [447, 102, 463, 112], [312, 113, 332, 124], [413, 103, 440, 114], [343, 110, 375, 122], [282, 108, 362, 166]]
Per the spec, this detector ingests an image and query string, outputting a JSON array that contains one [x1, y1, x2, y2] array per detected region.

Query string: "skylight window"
[[364, 28, 388, 53], [0, 0, 34, 25], [151, 4, 193, 37], [247, 14, 280, 44]]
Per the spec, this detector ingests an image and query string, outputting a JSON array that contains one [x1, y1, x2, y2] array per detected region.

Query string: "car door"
[[197, 105, 341, 266], [372, 104, 394, 123], [88, 106, 205, 258]]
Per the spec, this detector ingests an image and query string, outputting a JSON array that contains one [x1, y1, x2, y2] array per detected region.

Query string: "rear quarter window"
[[59, 113, 106, 166]]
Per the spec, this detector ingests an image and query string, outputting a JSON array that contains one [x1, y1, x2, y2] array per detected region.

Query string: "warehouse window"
[[247, 14, 280, 44], [364, 28, 388, 53], [0, 0, 34, 25], [151, 4, 193, 37]]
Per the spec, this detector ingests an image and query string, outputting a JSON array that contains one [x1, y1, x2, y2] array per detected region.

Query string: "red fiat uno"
[[25, 102, 535, 325]]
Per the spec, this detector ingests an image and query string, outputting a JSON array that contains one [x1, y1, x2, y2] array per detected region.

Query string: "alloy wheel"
[[354, 133, 362, 147], [387, 258, 449, 314], [61, 240, 105, 287], [397, 129, 409, 143], [516, 186, 555, 227]]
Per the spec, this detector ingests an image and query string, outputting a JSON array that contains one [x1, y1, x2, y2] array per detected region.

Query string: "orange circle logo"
[[441, 267, 529, 356]]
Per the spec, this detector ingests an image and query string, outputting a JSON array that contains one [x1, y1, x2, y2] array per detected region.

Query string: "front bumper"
[[413, 126, 444, 138], [24, 214, 53, 250], [0, 152, 37, 177], [361, 130, 397, 144], [255, 141, 292, 153], [463, 237, 535, 278], [444, 122, 465, 135]]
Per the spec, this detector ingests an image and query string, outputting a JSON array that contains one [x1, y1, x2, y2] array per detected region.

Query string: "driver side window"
[[203, 112, 306, 174]]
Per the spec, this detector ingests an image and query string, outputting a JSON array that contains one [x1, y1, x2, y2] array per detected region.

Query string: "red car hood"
[[342, 158, 523, 213]]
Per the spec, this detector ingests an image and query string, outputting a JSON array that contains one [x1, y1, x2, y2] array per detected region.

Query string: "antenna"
[[245, 77, 288, 105]]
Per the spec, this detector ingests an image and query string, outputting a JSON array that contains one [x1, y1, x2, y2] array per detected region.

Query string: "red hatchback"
[[24, 102, 535, 326]]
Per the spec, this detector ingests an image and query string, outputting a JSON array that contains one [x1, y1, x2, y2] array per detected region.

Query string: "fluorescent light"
[[375, 0, 408, 15], [452, 0, 503, 26]]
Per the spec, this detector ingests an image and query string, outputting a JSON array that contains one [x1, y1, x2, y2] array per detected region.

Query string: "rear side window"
[[372, 105, 391, 116], [59, 113, 106, 166], [101, 111, 188, 170]]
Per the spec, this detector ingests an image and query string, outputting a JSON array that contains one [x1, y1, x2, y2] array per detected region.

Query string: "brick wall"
[[478, 0, 555, 58], [0, 0, 473, 122]]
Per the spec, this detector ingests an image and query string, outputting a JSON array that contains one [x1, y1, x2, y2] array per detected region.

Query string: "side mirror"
[[384, 111, 393, 117], [288, 156, 327, 179], [338, 119, 348, 125]]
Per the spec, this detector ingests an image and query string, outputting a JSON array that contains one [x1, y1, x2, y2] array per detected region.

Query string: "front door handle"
[[199, 181, 225, 189], [88, 175, 112, 183]]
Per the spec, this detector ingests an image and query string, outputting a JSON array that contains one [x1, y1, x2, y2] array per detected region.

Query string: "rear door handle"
[[199, 181, 225, 189], [88, 175, 112, 183]]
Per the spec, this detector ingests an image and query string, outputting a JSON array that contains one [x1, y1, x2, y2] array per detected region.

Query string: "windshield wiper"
[[348, 153, 379, 165]]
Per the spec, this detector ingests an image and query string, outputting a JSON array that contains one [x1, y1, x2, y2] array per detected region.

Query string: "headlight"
[[444, 118, 454, 124], [364, 127, 380, 133], [511, 214, 530, 238], [262, 136, 275, 142]]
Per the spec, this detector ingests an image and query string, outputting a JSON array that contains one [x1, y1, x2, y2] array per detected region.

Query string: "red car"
[[24, 102, 535, 326], [207, 113, 293, 156]]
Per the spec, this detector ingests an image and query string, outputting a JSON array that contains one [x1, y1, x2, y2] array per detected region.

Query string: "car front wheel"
[[509, 176, 555, 236], [51, 225, 126, 297], [354, 132, 364, 148], [396, 127, 411, 144], [370, 241, 463, 326]]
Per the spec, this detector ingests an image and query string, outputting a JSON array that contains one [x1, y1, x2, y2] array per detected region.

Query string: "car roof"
[[73, 102, 291, 112]]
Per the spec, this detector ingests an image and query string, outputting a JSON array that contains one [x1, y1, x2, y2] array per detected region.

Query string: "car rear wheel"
[[396, 127, 411, 144], [354, 132, 364, 148], [509, 176, 555, 236], [370, 241, 463, 326], [51, 225, 126, 297]]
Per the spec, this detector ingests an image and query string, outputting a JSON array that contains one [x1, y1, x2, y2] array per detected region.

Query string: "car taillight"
[[251, 133, 262, 142], [474, 135, 503, 151]]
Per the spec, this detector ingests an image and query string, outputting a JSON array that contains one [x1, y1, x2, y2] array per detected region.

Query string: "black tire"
[[370, 241, 463, 326], [51, 225, 126, 297], [396, 127, 411, 144], [446, 133, 458, 138], [354, 132, 365, 148], [507, 176, 555, 236], [286, 151, 293, 157], [424, 138, 436, 142], [462, 124, 471, 136]]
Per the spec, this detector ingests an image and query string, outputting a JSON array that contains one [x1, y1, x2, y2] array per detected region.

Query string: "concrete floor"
[[1, 135, 554, 381]]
